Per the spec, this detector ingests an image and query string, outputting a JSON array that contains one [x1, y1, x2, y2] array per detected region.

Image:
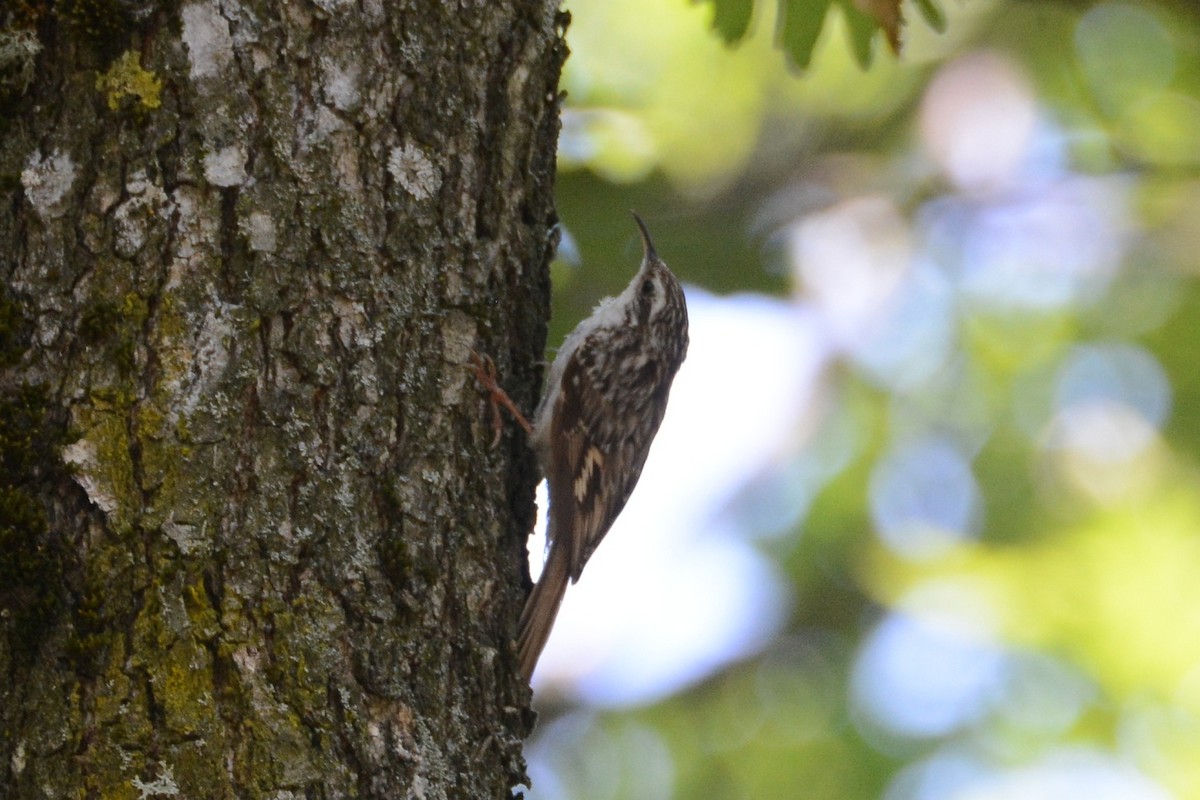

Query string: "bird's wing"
[[547, 342, 645, 582]]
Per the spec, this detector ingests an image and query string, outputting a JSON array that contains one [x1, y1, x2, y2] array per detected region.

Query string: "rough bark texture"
[[0, 1, 564, 797]]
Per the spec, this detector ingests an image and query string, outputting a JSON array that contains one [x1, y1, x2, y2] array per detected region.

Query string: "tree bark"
[[0, 1, 564, 797]]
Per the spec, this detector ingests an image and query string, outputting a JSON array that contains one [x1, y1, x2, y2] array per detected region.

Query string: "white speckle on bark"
[[366, 721, 386, 759], [440, 311, 478, 406], [388, 143, 441, 201], [313, 0, 354, 11], [90, 180, 120, 216], [241, 211, 277, 252], [203, 145, 248, 187], [113, 207, 147, 258], [188, 308, 233, 408], [408, 776, 429, 800], [297, 105, 346, 151], [114, 172, 174, 258], [232, 645, 261, 675], [126, 172, 153, 196], [181, 2, 234, 80], [36, 317, 60, 347], [159, 300, 234, 425], [322, 58, 360, 111], [440, 311, 477, 366], [332, 298, 376, 349], [0, 30, 41, 95], [21, 150, 75, 218], [507, 63, 531, 104], [249, 46, 272, 72], [10, 741, 24, 776], [221, 1, 261, 47], [132, 763, 179, 798], [165, 187, 219, 290], [163, 519, 205, 556], [62, 440, 119, 514], [362, 0, 384, 23]]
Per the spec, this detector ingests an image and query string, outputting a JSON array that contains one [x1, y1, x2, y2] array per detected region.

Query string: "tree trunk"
[[0, 2, 564, 797]]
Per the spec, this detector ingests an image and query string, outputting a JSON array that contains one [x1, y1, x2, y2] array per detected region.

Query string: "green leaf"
[[707, 0, 755, 44], [839, 0, 879, 69], [913, 0, 948, 33], [776, 0, 835, 71]]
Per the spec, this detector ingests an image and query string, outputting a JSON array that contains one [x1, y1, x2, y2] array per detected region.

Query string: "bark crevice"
[[1, 2, 564, 796]]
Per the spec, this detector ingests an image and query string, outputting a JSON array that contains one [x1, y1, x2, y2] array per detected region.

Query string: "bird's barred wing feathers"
[[549, 340, 659, 582]]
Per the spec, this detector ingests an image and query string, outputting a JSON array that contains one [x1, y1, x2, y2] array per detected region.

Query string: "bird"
[[474, 212, 689, 682]]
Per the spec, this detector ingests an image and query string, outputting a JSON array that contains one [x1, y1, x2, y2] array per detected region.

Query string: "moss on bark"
[[1, 1, 565, 797]]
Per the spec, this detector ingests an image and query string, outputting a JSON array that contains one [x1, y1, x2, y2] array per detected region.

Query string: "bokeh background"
[[522, 1, 1200, 798]]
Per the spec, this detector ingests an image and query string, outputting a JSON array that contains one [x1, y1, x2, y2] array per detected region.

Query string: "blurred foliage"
[[533, 0, 1200, 798], [700, 0, 947, 69]]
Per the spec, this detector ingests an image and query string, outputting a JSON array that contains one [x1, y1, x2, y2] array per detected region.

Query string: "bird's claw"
[[470, 350, 534, 447]]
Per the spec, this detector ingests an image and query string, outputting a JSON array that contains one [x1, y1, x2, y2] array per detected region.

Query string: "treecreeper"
[[474, 213, 690, 683]]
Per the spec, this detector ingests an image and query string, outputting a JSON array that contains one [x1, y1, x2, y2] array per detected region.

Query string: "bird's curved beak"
[[631, 211, 658, 263]]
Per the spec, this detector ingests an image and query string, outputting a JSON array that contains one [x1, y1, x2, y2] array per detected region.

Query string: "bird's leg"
[[469, 350, 534, 447]]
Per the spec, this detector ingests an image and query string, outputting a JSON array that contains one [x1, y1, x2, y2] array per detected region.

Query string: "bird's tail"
[[517, 540, 571, 683]]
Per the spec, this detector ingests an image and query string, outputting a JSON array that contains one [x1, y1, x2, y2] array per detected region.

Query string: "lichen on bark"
[[0, 1, 566, 797]]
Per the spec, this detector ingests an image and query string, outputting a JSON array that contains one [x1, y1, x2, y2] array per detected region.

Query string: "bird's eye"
[[640, 278, 655, 297]]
